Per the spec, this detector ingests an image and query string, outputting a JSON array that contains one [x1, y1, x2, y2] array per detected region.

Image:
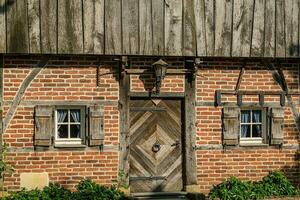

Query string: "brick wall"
[[2, 55, 119, 191], [1, 55, 299, 194], [196, 60, 299, 194]]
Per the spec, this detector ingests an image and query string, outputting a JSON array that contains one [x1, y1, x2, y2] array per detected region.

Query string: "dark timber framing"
[[119, 56, 130, 186], [3, 56, 49, 132], [184, 59, 198, 188], [0, 55, 3, 154]]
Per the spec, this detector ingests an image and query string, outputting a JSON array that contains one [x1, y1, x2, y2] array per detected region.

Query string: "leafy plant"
[[209, 171, 300, 200], [0, 143, 14, 191], [2, 179, 128, 200], [117, 170, 129, 189]]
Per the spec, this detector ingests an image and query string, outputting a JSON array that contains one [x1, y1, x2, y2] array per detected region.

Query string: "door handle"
[[171, 140, 180, 147]]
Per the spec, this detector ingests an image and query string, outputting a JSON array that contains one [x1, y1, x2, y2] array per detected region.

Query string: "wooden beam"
[[235, 67, 245, 92], [83, 0, 105, 54], [122, 0, 139, 55], [259, 93, 264, 106], [105, 0, 122, 55], [129, 92, 185, 98], [28, 0, 41, 53], [119, 56, 130, 186], [125, 68, 192, 75], [0, 0, 6, 53], [184, 60, 197, 186], [6, 0, 29, 53], [57, 0, 83, 54], [3, 56, 49, 132], [0, 55, 3, 153], [165, 0, 183, 56], [40, 0, 57, 53], [219, 90, 288, 96], [2, 100, 118, 107], [263, 61, 300, 135]]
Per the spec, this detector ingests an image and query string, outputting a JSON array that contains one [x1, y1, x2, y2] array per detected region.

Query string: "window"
[[55, 107, 85, 145], [240, 109, 266, 144], [223, 106, 284, 146]]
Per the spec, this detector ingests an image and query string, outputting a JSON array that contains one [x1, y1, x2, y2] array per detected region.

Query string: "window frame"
[[54, 106, 86, 145], [239, 107, 267, 144]]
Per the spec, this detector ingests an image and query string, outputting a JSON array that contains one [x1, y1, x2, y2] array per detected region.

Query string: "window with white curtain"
[[55, 107, 85, 145], [240, 109, 266, 144]]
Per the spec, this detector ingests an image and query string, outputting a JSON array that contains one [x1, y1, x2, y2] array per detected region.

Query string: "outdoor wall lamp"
[[152, 59, 168, 94]]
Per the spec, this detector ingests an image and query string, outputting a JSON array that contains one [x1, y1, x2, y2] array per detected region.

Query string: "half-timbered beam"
[[3, 56, 49, 132], [119, 56, 130, 187], [0, 54, 3, 152], [264, 61, 300, 135], [184, 59, 198, 190], [235, 67, 245, 92]]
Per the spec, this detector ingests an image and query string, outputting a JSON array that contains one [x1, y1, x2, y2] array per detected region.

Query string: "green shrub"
[[2, 179, 128, 200], [209, 171, 300, 200], [73, 179, 127, 200]]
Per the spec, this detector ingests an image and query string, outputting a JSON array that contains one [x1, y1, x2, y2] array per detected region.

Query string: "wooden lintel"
[[125, 68, 191, 75], [218, 90, 292, 96], [235, 67, 245, 92], [129, 92, 185, 98]]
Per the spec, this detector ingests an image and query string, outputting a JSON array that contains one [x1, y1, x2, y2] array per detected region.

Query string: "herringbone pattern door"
[[129, 99, 183, 193]]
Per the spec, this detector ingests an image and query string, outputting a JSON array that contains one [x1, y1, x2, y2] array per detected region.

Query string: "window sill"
[[54, 144, 86, 148], [239, 143, 268, 147]]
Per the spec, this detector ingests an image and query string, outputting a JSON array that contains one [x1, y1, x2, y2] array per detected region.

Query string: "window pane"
[[241, 110, 250, 123], [70, 109, 81, 122], [70, 125, 80, 138], [241, 125, 250, 138], [252, 124, 262, 137], [57, 110, 68, 123], [252, 110, 262, 123], [58, 125, 68, 138]]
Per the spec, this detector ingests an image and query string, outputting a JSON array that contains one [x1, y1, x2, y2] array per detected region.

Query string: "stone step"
[[131, 192, 188, 200]]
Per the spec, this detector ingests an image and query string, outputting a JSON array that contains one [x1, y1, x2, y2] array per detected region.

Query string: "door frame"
[[119, 58, 197, 193], [119, 93, 197, 193]]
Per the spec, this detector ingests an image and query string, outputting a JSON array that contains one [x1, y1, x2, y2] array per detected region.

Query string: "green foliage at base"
[[2, 179, 129, 200], [209, 171, 300, 200]]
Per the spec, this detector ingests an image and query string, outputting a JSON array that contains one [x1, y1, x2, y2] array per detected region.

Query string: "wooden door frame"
[[119, 58, 197, 193]]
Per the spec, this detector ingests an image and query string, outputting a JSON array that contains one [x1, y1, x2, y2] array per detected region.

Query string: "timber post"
[[119, 56, 130, 188], [0, 54, 3, 152], [184, 58, 198, 192]]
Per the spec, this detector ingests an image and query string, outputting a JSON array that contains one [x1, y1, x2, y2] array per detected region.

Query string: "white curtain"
[[253, 111, 262, 137], [70, 110, 80, 122], [241, 111, 249, 138], [70, 110, 80, 138], [58, 110, 67, 123], [57, 110, 67, 138]]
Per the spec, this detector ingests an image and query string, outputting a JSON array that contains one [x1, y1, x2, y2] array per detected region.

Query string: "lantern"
[[152, 59, 168, 94]]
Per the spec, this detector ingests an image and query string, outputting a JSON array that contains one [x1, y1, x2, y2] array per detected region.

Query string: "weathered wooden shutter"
[[88, 105, 104, 146], [222, 107, 240, 145], [270, 107, 284, 145], [34, 105, 53, 146]]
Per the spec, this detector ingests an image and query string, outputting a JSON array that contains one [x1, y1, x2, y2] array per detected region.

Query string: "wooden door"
[[129, 99, 183, 193]]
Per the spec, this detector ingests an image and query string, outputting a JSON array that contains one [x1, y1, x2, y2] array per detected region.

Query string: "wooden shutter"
[[223, 107, 240, 145], [34, 105, 53, 146], [270, 107, 284, 145], [88, 105, 104, 146]]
